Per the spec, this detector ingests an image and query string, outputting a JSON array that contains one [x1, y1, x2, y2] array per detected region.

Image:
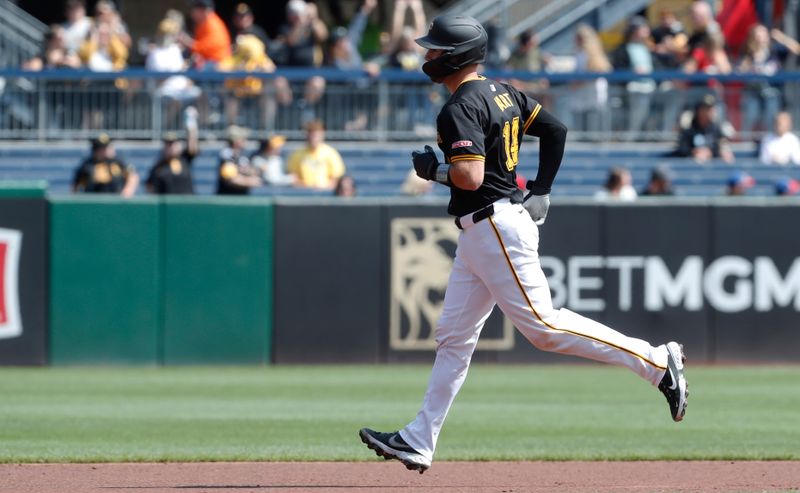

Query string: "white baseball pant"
[[399, 199, 670, 462]]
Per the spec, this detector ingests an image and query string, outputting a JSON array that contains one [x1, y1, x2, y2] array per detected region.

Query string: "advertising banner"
[[0, 199, 47, 365]]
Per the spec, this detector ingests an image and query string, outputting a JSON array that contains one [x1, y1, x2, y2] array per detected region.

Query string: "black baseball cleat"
[[358, 428, 431, 474], [658, 341, 689, 422]]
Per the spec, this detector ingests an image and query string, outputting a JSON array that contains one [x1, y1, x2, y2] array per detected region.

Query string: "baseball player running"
[[359, 15, 689, 474]]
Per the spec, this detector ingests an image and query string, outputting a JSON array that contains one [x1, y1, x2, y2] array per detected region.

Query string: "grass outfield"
[[0, 365, 798, 463]]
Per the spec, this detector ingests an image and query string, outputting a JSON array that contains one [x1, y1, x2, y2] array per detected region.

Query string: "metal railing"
[[0, 68, 799, 142], [0, 0, 47, 67]]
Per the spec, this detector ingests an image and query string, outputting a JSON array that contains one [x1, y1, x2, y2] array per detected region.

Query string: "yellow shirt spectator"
[[287, 143, 345, 189]]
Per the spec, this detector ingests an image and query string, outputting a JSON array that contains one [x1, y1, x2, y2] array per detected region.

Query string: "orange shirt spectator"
[[186, 0, 231, 66]]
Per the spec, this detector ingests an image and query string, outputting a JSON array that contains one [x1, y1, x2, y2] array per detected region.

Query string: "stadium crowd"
[[11, 0, 800, 197]]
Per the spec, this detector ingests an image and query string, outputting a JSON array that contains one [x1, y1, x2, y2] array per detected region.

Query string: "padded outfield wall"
[[1, 196, 798, 365]]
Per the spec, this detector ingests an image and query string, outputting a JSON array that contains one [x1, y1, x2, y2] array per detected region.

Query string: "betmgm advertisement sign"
[[389, 209, 800, 361], [0, 199, 47, 365]]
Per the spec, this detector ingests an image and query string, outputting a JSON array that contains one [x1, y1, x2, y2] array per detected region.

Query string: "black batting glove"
[[412, 145, 440, 181]]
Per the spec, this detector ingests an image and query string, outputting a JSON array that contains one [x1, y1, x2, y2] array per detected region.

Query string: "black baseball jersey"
[[217, 147, 258, 195], [146, 149, 196, 195], [73, 157, 134, 194], [436, 75, 565, 217]]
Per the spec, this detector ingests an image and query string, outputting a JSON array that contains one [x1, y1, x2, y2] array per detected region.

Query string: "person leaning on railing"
[[219, 34, 276, 126]]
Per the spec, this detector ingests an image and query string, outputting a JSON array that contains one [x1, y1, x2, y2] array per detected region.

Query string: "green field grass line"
[[0, 365, 798, 463]]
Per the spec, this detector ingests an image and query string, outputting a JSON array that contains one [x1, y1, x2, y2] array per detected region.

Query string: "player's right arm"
[[438, 103, 487, 191]]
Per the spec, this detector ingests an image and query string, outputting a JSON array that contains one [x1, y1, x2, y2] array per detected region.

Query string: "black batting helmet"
[[416, 15, 488, 82]]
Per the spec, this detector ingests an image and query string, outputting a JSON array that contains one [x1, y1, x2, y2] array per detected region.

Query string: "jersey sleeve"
[[510, 88, 544, 137], [509, 85, 567, 193], [437, 103, 486, 165]]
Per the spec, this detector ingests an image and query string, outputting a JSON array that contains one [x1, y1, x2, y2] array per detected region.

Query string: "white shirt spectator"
[[594, 185, 638, 201], [760, 132, 800, 165], [62, 16, 92, 54], [146, 44, 184, 72], [252, 155, 295, 186], [146, 44, 198, 100], [86, 50, 114, 71]]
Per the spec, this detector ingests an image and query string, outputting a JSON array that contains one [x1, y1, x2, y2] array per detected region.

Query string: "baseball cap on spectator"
[[91, 133, 112, 150], [775, 177, 800, 195], [651, 165, 673, 182], [234, 3, 252, 16], [258, 135, 286, 153], [286, 0, 307, 16], [227, 125, 249, 143], [626, 16, 648, 32], [162, 131, 180, 144], [727, 171, 755, 189], [695, 94, 717, 110], [157, 18, 180, 36], [192, 0, 214, 9], [330, 26, 349, 43]]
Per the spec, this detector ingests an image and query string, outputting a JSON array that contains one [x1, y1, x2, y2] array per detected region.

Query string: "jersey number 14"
[[502, 116, 520, 171]]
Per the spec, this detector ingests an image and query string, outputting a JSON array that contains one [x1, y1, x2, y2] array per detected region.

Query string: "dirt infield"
[[1, 461, 798, 493]]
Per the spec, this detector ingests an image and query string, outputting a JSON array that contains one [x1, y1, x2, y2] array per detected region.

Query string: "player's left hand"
[[412, 145, 440, 181], [523, 181, 550, 226]]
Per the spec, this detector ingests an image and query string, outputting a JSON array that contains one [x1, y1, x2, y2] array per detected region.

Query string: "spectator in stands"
[[23, 24, 82, 70], [506, 30, 549, 102], [220, 34, 276, 126], [61, 0, 92, 55], [231, 3, 270, 49], [594, 167, 638, 201], [569, 24, 612, 134], [146, 123, 198, 195], [93, 0, 131, 49], [273, 0, 328, 67], [726, 171, 755, 195], [78, 22, 128, 71], [181, 0, 231, 69], [652, 9, 688, 67], [325, 0, 376, 70], [507, 29, 547, 73], [271, 0, 328, 122], [334, 175, 357, 197], [251, 135, 296, 186], [760, 111, 800, 165], [738, 24, 781, 132], [684, 30, 732, 76], [287, 120, 346, 190], [72, 134, 139, 197], [687, 0, 721, 53], [640, 165, 675, 196], [146, 18, 201, 105], [612, 16, 657, 136], [387, 27, 425, 71], [675, 95, 735, 163], [651, 9, 685, 47], [774, 177, 800, 196], [650, 10, 689, 132], [217, 125, 262, 195], [322, 0, 378, 131]]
